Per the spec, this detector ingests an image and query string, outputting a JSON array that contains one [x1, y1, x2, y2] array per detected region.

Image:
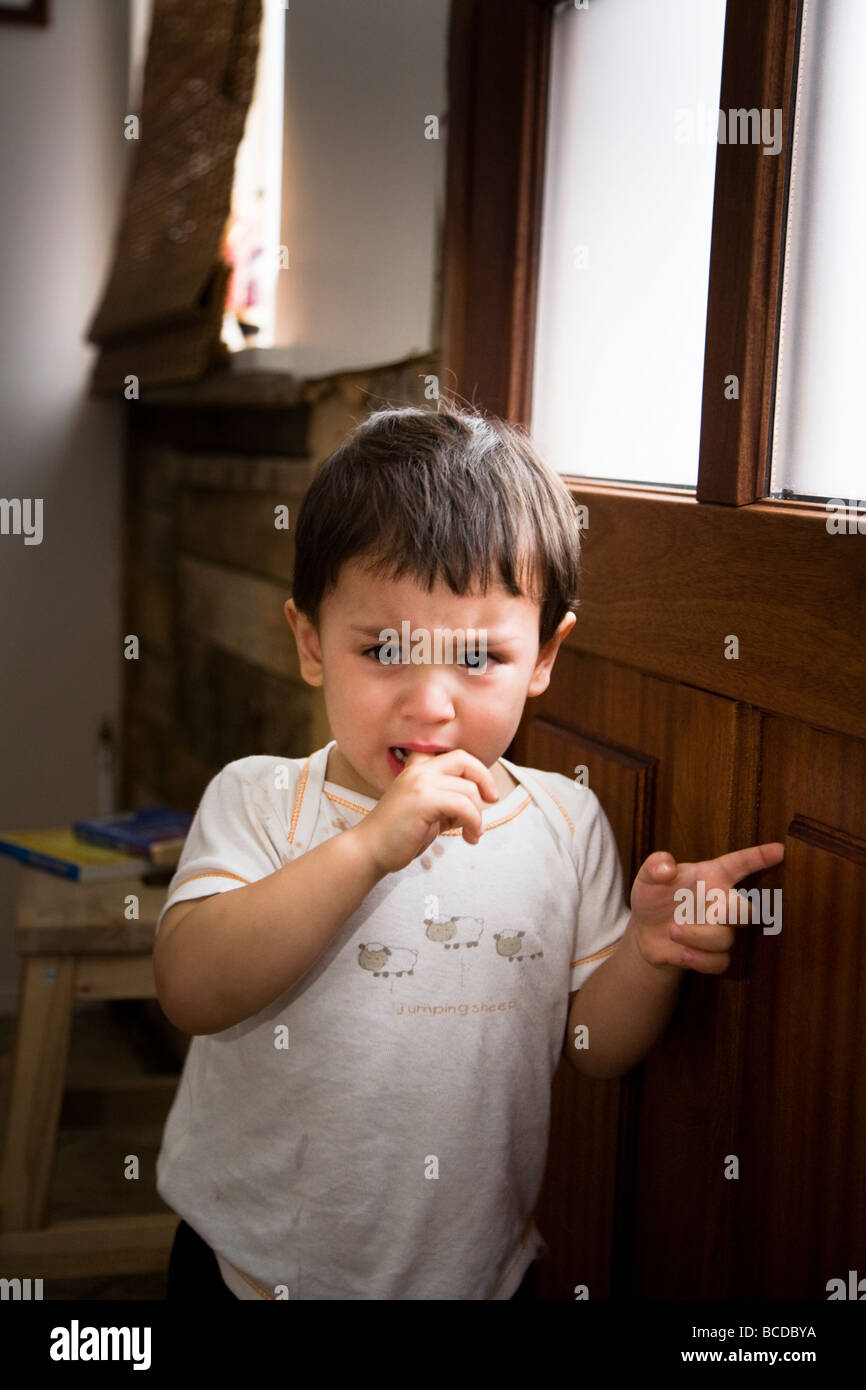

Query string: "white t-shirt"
[[155, 740, 631, 1300]]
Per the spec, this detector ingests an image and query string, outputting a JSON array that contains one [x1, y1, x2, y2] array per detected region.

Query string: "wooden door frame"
[[440, 0, 865, 741]]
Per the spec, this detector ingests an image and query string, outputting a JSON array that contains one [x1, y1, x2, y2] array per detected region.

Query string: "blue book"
[[0, 828, 151, 881], [73, 807, 193, 865]]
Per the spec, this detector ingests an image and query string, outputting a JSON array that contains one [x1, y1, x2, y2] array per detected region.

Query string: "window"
[[769, 0, 866, 501], [221, 0, 285, 351], [128, 0, 449, 378], [531, 0, 727, 486]]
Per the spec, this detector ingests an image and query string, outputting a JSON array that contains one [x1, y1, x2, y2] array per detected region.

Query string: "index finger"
[[403, 748, 500, 801], [699, 841, 785, 885]]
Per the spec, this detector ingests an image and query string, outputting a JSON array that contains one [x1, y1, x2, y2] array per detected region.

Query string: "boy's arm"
[[561, 840, 784, 1080], [561, 918, 683, 1081], [153, 824, 383, 1036]]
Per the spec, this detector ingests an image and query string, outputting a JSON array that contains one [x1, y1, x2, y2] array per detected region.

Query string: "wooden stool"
[[0, 866, 180, 1280]]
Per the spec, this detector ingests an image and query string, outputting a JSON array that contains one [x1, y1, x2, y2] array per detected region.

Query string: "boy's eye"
[[361, 645, 500, 667]]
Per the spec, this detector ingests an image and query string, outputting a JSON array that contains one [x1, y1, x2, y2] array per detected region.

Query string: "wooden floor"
[[0, 998, 184, 1300]]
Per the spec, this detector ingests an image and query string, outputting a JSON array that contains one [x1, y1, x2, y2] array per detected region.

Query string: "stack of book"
[[0, 808, 193, 882]]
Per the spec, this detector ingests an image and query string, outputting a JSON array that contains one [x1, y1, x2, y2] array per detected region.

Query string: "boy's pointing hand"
[[628, 841, 785, 974]]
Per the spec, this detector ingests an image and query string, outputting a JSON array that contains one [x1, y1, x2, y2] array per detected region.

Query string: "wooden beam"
[[441, 0, 551, 420], [0, 1213, 178, 1280], [563, 484, 866, 740], [697, 0, 801, 504]]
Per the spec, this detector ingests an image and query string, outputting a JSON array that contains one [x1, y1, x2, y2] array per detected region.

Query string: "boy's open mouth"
[[388, 746, 450, 768]]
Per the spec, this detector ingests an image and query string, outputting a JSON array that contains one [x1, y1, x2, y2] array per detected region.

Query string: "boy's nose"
[[397, 667, 457, 723]]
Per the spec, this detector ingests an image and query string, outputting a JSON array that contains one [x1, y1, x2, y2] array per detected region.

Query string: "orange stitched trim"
[[570, 941, 619, 970], [287, 755, 312, 844], [542, 785, 574, 834], [229, 1260, 274, 1299], [324, 790, 370, 815], [172, 871, 248, 888], [441, 794, 532, 835]]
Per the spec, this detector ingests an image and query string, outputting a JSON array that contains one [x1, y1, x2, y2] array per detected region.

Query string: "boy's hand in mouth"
[[355, 748, 500, 875]]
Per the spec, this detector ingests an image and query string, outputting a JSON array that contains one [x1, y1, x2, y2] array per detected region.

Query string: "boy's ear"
[[284, 598, 324, 687], [526, 610, 577, 698]]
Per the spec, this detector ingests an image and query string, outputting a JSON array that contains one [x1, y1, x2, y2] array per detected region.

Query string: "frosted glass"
[[531, 0, 727, 485], [770, 0, 866, 501]]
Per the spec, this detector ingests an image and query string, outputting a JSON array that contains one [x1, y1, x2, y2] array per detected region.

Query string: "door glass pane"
[[531, 0, 727, 486], [769, 1, 866, 501]]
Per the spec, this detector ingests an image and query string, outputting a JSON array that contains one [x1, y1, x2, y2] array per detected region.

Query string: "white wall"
[[0, 0, 130, 1012], [271, 0, 448, 376]]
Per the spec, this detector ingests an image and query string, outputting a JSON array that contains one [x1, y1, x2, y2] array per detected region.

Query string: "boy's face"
[[285, 556, 576, 800]]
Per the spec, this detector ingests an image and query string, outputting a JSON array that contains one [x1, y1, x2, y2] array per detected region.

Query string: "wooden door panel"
[[514, 654, 772, 1298], [522, 715, 656, 876], [517, 710, 654, 1300], [533, 1060, 625, 1302], [733, 721, 866, 1298], [517, 673, 866, 1299]]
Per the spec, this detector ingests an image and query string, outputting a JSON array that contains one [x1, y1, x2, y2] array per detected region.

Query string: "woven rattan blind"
[[86, 0, 262, 393]]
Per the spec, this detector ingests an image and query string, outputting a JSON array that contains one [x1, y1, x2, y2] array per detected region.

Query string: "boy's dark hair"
[[291, 399, 582, 648]]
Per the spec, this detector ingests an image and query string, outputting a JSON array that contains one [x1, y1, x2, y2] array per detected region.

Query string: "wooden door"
[[441, 0, 865, 1300]]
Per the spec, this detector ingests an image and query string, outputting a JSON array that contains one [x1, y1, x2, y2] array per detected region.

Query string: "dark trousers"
[[166, 1218, 537, 1301]]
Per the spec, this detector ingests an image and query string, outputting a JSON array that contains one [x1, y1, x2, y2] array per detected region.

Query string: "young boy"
[[153, 401, 783, 1301]]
